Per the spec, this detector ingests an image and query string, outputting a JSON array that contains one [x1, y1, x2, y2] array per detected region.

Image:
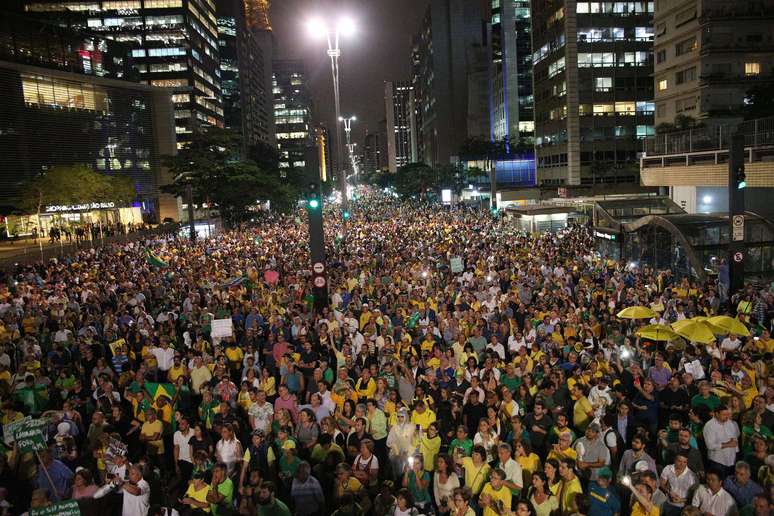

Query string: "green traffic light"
[[738, 181, 747, 190], [308, 199, 320, 209], [343, 211, 350, 220]]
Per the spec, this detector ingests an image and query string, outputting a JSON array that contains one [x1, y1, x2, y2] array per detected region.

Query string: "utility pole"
[[728, 133, 746, 294], [306, 180, 328, 313]]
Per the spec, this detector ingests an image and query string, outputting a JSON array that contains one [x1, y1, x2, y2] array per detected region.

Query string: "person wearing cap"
[[575, 422, 612, 482], [587, 467, 621, 516], [239, 430, 274, 495]]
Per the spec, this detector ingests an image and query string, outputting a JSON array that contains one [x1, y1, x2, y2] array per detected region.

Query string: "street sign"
[[13, 418, 48, 453], [31, 500, 81, 516], [314, 276, 326, 288], [732, 215, 745, 242], [734, 251, 744, 263], [313, 262, 325, 274]]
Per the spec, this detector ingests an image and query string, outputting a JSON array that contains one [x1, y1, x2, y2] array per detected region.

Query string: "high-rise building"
[[0, 12, 176, 221], [22, 0, 223, 149], [531, 0, 655, 186], [490, 0, 534, 144], [273, 59, 313, 173], [653, 0, 774, 127], [385, 81, 416, 172], [411, 0, 490, 166], [362, 131, 383, 175], [313, 125, 331, 182], [217, 0, 274, 150]]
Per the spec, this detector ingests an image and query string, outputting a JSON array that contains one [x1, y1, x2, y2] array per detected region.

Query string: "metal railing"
[[643, 116, 774, 156]]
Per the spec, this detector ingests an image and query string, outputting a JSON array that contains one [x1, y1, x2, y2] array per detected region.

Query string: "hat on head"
[[252, 429, 265, 438], [282, 440, 296, 450], [598, 467, 613, 479]]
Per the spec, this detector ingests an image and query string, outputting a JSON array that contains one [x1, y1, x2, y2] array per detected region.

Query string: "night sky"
[[269, 0, 430, 148]]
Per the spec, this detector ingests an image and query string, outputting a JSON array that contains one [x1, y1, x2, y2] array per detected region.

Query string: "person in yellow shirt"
[[547, 431, 578, 463], [334, 463, 363, 500], [557, 458, 583, 514], [572, 384, 594, 432], [140, 408, 164, 457], [479, 469, 511, 516], [168, 354, 188, 383], [354, 370, 376, 402], [182, 472, 212, 513], [411, 400, 436, 431], [458, 445, 491, 496], [626, 479, 660, 516], [419, 422, 442, 472]]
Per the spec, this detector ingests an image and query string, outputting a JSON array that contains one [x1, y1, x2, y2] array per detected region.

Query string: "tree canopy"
[[20, 164, 136, 213], [162, 127, 307, 225]]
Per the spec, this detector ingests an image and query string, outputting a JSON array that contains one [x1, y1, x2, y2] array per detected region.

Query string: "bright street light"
[[305, 15, 357, 211]]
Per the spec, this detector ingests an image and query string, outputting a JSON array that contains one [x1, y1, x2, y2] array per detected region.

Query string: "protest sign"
[[31, 499, 81, 516], [13, 417, 48, 453], [450, 256, 464, 274], [211, 318, 233, 338], [3, 415, 31, 445]]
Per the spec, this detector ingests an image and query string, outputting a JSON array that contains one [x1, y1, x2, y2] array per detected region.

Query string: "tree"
[[394, 163, 436, 199], [20, 164, 136, 215], [162, 128, 301, 225]]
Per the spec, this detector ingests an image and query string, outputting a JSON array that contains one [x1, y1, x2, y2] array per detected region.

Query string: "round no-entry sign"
[[314, 276, 326, 288], [313, 262, 325, 274], [734, 251, 744, 263]]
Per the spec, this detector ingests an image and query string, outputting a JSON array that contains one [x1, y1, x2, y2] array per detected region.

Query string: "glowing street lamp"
[[306, 16, 357, 211]]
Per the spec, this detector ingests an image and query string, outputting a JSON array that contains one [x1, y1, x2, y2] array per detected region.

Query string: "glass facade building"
[[0, 13, 176, 220], [23, 0, 223, 149], [531, 0, 655, 185], [273, 59, 312, 173]]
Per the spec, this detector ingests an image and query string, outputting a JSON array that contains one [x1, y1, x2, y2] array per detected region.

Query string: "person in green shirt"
[[500, 364, 522, 393], [366, 399, 388, 455], [208, 462, 234, 516], [450, 425, 474, 459], [256, 481, 292, 516], [691, 381, 721, 411], [278, 440, 301, 489]]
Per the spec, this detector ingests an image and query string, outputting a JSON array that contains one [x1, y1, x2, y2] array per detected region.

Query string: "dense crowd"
[[0, 193, 773, 516]]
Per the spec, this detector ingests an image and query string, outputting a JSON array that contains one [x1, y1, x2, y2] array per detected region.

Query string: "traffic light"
[[735, 163, 747, 189], [307, 182, 321, 209], [343, 210, 351, 220]]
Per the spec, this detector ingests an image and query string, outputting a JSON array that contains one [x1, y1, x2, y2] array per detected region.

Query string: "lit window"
[[593, 104, 614, 116], [102, 1, 141, 9], [595, 77, 612, 92], [637, 125, 655, 138], [615, 102, 636, 115], [658, 79, 668, 91], [745, 62, 760, 76]]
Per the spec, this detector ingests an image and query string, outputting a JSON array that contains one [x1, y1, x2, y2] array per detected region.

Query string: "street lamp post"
[[340, 115, 357, 182], [308, 17, 355, 212]]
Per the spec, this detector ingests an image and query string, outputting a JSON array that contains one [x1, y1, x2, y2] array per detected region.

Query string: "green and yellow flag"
[[145, 249, 168, 268]]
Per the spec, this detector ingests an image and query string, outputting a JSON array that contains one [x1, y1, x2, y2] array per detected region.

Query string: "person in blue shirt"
[[35, 449, 74, 500], [588, 467, 621, 516]]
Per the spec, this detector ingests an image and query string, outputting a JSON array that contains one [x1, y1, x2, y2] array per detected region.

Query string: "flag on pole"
[[145, 249, 168, 268], [406, 312, 421, 329]]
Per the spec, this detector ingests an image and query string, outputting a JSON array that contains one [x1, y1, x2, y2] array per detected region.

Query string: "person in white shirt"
[[173, 417, 194, 483], [122, 464, 150, 516], [659, 452, 698, 513], [495, 443, 523, 494], [720, 334, 742, 354], [692, 471, 737, 516], [151, 339, 175, 379], [702, 405, 740, 476]]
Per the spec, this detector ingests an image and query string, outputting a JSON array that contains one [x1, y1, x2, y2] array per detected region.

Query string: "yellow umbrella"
[[636, 324, 680, 342], [706, 315, 751, 337], [671, 319, 717, 344], [617, 306, 657, 319]]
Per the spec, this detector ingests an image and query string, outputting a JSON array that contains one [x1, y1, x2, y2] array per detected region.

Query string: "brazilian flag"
[[146, 249, 168, 268], [145, 382, 177, 431], [406, 312, 421, 329]]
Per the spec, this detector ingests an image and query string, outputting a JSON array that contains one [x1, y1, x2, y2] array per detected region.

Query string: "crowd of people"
[[0, 192, 773, 516]]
